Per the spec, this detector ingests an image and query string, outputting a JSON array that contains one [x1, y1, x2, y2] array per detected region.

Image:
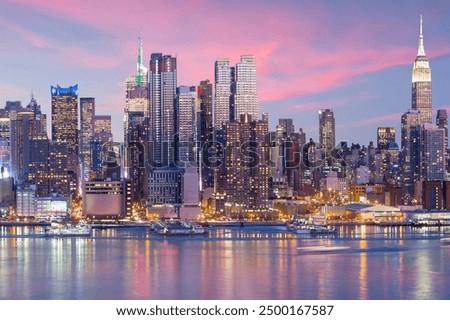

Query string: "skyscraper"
[[319, 109, 335, 157], [51, 84, 79, 194], [214, 59, 234, 129], [80, 97, 95, 181], [0, 108, 10, 177], [176, 86, 197, 165], [149, 53, 177, 167], [234, 55, 258, 121], [422, 124, 445, 181], [197, 80, 214, 189], [29, 132, 50, 197], [125, 111, 148, 201], [224, 114, 269, 214], [148, 53, 182, 214], [49, 141, 69, 195], [124, 37, 149, 199], [401, 109, 421, 203], [10, 110, 35, 183], [436, 109, 448, 149], [412, 15, 432, 124]]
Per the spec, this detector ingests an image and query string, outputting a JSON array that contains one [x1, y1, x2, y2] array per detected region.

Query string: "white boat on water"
[[156, 220, 207, 236], [45, 223, 92, 237], [440, 237, 450, 244], [286, 220, 335, 235]]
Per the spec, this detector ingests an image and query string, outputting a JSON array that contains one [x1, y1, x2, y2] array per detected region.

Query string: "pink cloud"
[[5, 0, 450, 110]]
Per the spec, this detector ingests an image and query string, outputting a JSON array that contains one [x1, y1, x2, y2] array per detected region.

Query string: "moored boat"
[[154, 219, 207, 236], [45, 222, 92, 237], [286, 219, 335, 235]]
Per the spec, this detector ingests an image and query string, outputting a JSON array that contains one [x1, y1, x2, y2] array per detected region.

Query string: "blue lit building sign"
[[51, 84, 78, 96]]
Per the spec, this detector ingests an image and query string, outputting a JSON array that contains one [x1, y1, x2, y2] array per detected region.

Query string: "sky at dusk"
[[2, 0, 450, 145]]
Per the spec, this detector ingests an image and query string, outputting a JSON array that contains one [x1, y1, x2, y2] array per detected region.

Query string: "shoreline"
[[1, 220, 450, 228]]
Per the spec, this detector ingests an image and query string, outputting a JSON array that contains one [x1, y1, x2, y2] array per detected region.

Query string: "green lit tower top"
[[136, 33, 148, 86]]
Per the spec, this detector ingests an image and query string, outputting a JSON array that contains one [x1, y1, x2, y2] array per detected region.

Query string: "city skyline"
[[2, 1, 450, 145]]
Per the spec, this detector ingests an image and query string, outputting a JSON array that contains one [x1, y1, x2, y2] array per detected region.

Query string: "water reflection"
[[1, 226, 450, 299]]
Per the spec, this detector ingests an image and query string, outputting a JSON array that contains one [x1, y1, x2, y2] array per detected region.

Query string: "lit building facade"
[[234, 55, 258, 121], [49, 141, 69, 196], [35, 195, 68, 220], [51, 84, 79, 194], [176, 85, 198, 165], [16, 185, 36, 217], [149, 53, 177, 167], [401, 109, 421, 203], [319, 109, 335, 159], [29, 133, 50, 197], [377, 127, 396, 150], [214, 58, 234, 129], [80, 97, 95, 181], [0, 109, 11, 175], [124, 36, 149, 186], [197, 80, 214, 189], [10, 110, 35, 183], [436, 109, 448, 150], [422, 124, 445, 181], [224, 114, 269, 214], [148, 52, 183, 214]]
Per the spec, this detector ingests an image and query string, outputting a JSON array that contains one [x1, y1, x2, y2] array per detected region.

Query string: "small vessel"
[[154, 219, 207, 236], [45, 222, 92, 237], [440, 237, 450, 244], [286, 219, 335, 235]]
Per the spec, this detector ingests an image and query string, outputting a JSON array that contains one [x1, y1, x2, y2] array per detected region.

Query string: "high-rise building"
[[224, 114, 269, 214], [149, 53, 177, 167], [49, 141, 69, 195], [176, 86, 198, 165], [377, 127, 396, 150], [124, 37, 149, 199], [436, 109, 448, 149], [319, 109, 335, 157], [401, 109, 421, 202], [412, 15, 432, 124], [29, 133, 50, 197], [51, 84, 79, 194], [10, 110, 35, 183], [125, 111, 148, 201], [148, 53, 183, 213], [80, 97, 95, 181], [422, 124, 445, 181], [0, 109, 10, 176], [197, 80, 214, 189], [234, 55, 258, 121], [214, 59, 234, 129]]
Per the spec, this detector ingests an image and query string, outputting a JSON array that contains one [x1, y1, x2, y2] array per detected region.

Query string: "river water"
[[1, 225, 449, 299]]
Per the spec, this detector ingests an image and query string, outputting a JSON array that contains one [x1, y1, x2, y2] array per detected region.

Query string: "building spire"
[[136, 32, 147, 86], [418, 14, 426, 57]]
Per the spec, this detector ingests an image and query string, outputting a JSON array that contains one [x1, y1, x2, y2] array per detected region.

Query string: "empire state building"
[[412, 15, 432, 124]]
